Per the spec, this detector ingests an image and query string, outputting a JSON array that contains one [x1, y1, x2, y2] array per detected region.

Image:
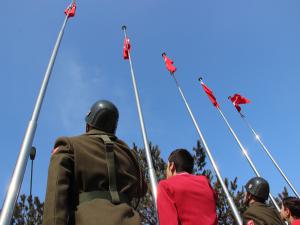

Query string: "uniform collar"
[[86, 129, 116, 138], [250, 201, 266, 207]]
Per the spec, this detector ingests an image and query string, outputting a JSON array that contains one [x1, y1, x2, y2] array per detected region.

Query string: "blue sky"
[[0, 0, 299, 207]]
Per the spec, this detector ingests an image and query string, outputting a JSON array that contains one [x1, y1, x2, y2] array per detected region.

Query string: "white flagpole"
[[238, 112, 300, 198], [169, 73, 243, 225], [122, 26, 158, 208], [0, 2, 76, 224], [216, 106, 281, 212]]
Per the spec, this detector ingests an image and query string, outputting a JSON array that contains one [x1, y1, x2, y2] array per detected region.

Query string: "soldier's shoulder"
[[53, 133, 85, 151], [115, 137, 130, 149], [242, 208, 261, 225]]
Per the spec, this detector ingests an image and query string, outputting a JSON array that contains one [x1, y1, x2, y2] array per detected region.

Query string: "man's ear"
[[170, 162, 176, 173], [286, 207, 291, 218]]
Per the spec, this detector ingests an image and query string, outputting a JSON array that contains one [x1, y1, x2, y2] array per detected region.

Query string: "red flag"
[[162, 53, 176, 74], [64, 2, 76, 18], [229, 94, 250, 112], [123, 38, 131, 60], [200, 80, 219, 108]]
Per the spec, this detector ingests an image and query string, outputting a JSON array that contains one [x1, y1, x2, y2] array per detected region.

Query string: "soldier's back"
[[69, 129, 142, 225], [243, 202, 285, 225]]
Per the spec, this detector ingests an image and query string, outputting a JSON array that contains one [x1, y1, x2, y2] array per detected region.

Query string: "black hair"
[[168, 149, 194, 174], [282, 197, 300, 218]]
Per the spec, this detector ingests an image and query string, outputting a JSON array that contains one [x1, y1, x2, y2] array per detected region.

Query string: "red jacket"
[[293, 220, 300, 225], [157, 173, 218, 225]]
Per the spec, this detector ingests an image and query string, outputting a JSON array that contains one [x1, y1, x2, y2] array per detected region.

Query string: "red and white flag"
[[64, 2, 76, 18], [200, 80, 219, 108], [229, 94, 250, 112], [162, 53, 176, 74], [123, 38, 131, 60]]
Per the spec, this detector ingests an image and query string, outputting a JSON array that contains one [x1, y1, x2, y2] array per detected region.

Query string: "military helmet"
[[85, 100, 119, 134], [245, 177, 270, 201]]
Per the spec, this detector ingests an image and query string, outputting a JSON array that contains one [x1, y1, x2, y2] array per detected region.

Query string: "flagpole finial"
[[122, 25, 127, 31], [198, 77, 203, 82]]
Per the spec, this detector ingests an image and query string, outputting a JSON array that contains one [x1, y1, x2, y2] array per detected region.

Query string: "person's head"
[[243, 177, 270, 206], [166, 149, 193, 179], [280, 197, 300, 223], [85, 100, 119, 134], [162, 52, 166, 57]]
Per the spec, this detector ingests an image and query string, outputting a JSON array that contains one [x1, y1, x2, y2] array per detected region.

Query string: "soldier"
[[43, 100, 146, 225], [157, 149, 219, 225], [243, 177, 285, 225], [280, 197, 300, 225]]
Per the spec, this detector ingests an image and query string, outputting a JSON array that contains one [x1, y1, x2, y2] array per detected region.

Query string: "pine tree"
[[12, 194, 43, 225]]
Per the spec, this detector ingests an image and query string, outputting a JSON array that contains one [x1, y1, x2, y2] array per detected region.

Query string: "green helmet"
[[85, 100, 119, 134], [245, 177, 270, 201]]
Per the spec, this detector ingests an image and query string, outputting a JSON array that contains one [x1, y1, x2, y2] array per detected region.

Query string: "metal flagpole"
[[122, 26, 158, 208], [0, 2, 75, 224], [216, 108, 281, 212], [238, 112, 300, 198], [170, 74, 243, 225]]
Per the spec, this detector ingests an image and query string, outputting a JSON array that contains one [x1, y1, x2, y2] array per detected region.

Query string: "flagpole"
[[0, 3, 75, 224], [122, 26, 158, 208], [216, 107, 281, 211], [238, 112, 300, 198], [170, 74, 243, 225]]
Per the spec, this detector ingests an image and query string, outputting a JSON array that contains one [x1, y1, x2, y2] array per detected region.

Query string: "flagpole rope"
[[0, 3, 73, 224], [122, 26, 158, 209], [239, 113, 300, 198], [171, 74, 243, 225]]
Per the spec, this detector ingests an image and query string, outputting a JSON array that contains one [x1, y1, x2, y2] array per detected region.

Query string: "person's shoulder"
[[194, 174, 211, 182], [114, 136, 130, 149], [244, 202, 268, 216], [54, 136, 72, 146], [158, 178, 170, 186], [158, 178, 174, 190], [51, 135, 76, 155], [158, 179, 174, 196], [159, 174, 189, 188], [53, 133, 85, 149], [242, 207, 260, 225]]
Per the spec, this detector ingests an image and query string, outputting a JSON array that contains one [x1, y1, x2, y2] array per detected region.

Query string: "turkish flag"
[[162, 53, 177, 74], [123, 38, 131, 60], [229, 94, 250, 112], [200, 81, 219, 108], [64, 2, 76, 18]]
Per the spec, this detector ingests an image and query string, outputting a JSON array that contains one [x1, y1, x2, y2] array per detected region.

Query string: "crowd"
[[42, 100, 300, 225]]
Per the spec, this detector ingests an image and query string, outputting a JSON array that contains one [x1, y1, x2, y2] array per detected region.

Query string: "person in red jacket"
[[280, 197, 300, 225], [157, 148, 219, 225]]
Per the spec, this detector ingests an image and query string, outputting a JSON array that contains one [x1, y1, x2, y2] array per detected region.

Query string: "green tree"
[[12, 194, 43, 225]]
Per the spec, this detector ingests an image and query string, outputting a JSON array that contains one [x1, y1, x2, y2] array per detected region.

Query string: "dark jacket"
[[43, 129, 146, 225], [243, 202, 285, 225]]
